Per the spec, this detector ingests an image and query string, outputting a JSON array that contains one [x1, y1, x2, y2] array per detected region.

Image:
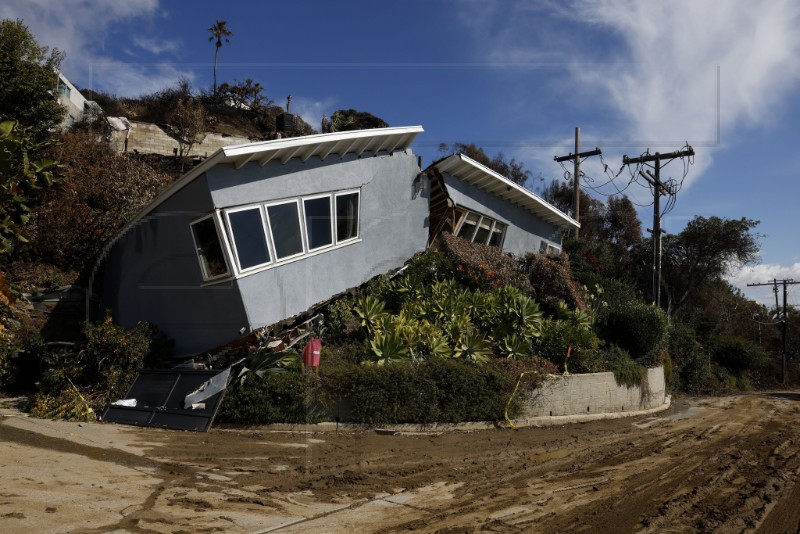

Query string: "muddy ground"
[[1, 393, 799, 533]]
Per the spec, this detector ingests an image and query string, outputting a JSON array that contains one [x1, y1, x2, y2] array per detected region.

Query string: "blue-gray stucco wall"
[[442, 173, 564, 256], [100, 177, 250, 356], [103, 150, 428, 357], [207, 150, 428, 334]]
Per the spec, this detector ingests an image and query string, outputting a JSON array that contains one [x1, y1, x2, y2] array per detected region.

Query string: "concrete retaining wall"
[[520, 366, 665, 417], [109, 120, 251, 158]]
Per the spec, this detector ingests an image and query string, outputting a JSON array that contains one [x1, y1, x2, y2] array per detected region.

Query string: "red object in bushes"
[[302, 338, 322, 367]]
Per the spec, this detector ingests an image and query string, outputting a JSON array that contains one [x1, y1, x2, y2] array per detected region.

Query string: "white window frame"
[[334, 190, 361, 244], [190, 213, 232, 282], [265, 198, 307, 262], [453, 207, 506, 249], [302, 193, 335, 252], [198, 188, 363, 283], [224, 204, 272, 274]]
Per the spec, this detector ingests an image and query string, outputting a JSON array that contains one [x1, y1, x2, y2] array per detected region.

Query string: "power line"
[[748, 278, 800, 383], [553, 127, 602, 239], [621, 146, 695, 307]]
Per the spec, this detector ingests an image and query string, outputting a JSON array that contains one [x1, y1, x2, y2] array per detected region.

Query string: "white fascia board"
[[436, 154, 579, 230], [122, 125, 424, 231]]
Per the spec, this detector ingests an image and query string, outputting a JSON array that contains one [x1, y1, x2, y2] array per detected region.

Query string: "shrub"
[[318, 358, 519, 425], [535, 319, 603, 373], [322, 295, 356, 340], [710, 334, 770, 374], [439, 232, 531, 291], [596, 299, 669, 364], [217, 372, 320, 424], [18, 129, 172, 272], [26, 318, 158, 418], [403, 249, 455, 287], [521, 252, 585, 312], [667, 322, 724, 394], [605, 344, 646, 388]]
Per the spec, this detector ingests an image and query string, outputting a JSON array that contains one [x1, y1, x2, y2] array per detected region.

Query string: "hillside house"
[[99, 128, 578, 357], [99, 126, 428, 356]]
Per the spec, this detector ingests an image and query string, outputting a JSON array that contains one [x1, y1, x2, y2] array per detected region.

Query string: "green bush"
[[534, 319, 603, 373], [25, 319, 158, 418], [597, 300, 669, 364], [711, 334, 770, 374], [605, 344, 646, 388], [319, 358, 519, 425], [667, 322, 725, 394], [217, 372, 319, 424]]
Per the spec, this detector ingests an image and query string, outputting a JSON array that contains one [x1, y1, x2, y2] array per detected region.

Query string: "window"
[[473, 217, 493, 244], [303, 196, 333, 250], [203, 188, 363, 280], [457, 212, 479, 240], [56, 81, 71, 98], [227, 207, 270, 270], [336, 192, 359, 242], [488, 222, 506, 247], [190, 216, 229, 280], [453, 208, 506, 249], [539, 241, 560, 254], [267, 201, 304, 260]]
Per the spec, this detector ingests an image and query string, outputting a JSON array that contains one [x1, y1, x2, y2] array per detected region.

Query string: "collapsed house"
[[425, 154, 578, 255], [99, 127, 578, 357]]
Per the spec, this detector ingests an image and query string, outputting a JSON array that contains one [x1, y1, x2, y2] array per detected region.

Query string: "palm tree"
[[208, 20, 233, 97]]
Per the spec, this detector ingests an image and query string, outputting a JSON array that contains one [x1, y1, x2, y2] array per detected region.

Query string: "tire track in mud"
[[322, 395, 800, 533]]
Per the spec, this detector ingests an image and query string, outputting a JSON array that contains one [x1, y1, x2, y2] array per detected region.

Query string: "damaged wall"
[[101, 149, 427, 356], [100, 176, 250, 356], [207, 150, 428, 335]]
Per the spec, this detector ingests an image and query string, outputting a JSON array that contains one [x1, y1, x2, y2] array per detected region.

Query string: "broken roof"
[[130, 125, 424, 226], [430, 153, 579, 230]]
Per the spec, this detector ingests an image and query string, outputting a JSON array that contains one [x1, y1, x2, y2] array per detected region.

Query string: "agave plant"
[[367, 330, 411, 365], [354, 294, 388, 333], [500, 333, 532, 360], [514, 295, 543, 338], [453, 330, 492, 364], [426, 334, 452, 359], [241, 349, 301, 377]]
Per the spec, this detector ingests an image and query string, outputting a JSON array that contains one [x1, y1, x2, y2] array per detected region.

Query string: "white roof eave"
[[433, 153, 579, 231], [123, 125, 424, 231]]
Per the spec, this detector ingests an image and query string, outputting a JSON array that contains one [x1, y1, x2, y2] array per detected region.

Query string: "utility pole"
[[748, 278, 799, 383], [622, 147, 694, 307], [554, 127, 601, 239]]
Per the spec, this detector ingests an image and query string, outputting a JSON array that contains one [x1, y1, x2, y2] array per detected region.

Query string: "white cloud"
[[460, 0, 800, 192], [0, 0, 193, 96], [728, 263, 800, 307], [132, 36, 180, 56]]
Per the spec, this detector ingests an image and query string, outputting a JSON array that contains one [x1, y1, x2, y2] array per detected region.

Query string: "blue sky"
[[3, 0, 800, 308]]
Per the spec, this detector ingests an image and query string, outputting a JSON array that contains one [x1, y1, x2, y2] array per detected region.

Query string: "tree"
[[217, 78, 271, 110], [19, 129, 171, 270], [208, 20, 233, 97], [323, 109, 388, 132], [604, 196, 642, 252], [656, 216, 760, 315], [0, 120, 58, 255], [541, 179, 605, 238], [0, 19, 65, 140], [440, 143, 531, 186], [167, 98, 206, 165]]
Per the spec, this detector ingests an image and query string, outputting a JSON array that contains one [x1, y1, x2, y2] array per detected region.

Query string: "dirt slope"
[[1, 393, 799, 533]]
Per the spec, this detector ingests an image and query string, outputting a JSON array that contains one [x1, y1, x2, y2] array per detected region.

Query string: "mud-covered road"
[[1, 393, 799, 533]]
